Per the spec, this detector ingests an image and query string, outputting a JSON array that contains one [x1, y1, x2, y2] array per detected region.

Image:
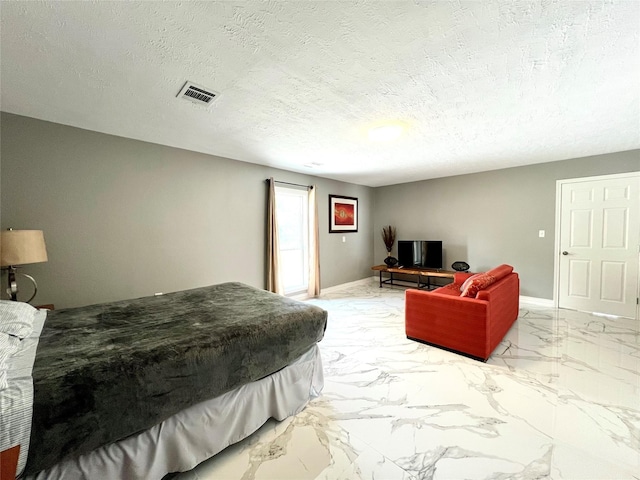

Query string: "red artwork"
[[334, 203, 355, 226], [329, 194, 358, 233]]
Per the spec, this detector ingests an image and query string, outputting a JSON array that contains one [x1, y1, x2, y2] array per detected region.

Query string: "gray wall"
[[3, 112, 638, 307], [373, 150, 639, 299], [0, 113, 374, 308]]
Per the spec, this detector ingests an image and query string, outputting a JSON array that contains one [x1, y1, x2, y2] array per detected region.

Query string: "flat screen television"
[[397, 240, 443, 269]]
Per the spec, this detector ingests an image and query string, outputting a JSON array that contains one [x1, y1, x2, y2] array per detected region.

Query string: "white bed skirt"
[[28, 344, 324, 480]]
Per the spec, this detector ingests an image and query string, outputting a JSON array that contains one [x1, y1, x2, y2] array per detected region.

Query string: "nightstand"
[[0, 445, 20, 480]]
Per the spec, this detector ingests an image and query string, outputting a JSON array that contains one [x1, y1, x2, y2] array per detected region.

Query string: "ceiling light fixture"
[[368, 125, 404, 142]]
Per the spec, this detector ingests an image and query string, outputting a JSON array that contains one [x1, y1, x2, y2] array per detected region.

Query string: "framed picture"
[[329, 195, 358, 233]]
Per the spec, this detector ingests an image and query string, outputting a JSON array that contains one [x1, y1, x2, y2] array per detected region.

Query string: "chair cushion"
[[435, 283, 463, 296]]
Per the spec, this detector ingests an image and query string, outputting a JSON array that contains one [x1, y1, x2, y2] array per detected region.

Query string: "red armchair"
[[405, 264, 519, 361]]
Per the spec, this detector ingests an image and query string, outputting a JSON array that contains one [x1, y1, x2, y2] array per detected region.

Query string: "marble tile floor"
[[177, 279, 640, 480]]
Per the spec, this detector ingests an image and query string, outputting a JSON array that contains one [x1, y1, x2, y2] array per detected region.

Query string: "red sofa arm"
[[477, 273, 519, 351], [405, 289, 491, 360]]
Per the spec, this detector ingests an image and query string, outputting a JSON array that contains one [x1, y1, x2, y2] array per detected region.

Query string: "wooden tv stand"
[[372, 265, 456, 290]]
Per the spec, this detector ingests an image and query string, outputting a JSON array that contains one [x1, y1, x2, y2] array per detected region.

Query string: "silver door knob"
[[562, 251, 569, 255]]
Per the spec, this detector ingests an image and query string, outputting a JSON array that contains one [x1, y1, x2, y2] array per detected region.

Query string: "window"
[[275, 186, 309, 295]]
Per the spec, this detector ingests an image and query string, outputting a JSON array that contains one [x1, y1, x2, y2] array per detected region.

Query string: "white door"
[[558, 173, 640, 318]]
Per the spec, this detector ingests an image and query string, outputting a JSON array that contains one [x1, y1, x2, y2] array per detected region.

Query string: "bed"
[[0, 282, 327, 479]]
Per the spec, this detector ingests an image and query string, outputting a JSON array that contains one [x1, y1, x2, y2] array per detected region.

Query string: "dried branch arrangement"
[[381, 225, 396, 252]]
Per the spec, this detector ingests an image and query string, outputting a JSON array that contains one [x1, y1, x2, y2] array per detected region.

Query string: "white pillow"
[[0, 332, 21, 389], [0, 308, 46, 477], [0, 300, 37, 339]]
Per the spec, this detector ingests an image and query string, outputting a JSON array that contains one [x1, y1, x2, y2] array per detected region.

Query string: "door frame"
[[553, 171, 640, 319]]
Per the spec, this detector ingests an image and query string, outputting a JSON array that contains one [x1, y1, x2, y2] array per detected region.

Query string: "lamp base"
[[5, 266, 38, 303], [7, 267, 18, 301]]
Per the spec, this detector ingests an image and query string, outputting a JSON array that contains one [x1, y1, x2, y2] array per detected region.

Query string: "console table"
[[372, 265, 457, 290]]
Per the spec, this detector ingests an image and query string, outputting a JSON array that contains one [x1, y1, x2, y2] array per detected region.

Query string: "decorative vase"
[[384, 254, 398, 267], [381, 226, 397, 267]]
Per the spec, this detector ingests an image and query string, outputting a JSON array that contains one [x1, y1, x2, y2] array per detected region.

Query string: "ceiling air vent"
[[177, 81, 219, 107]]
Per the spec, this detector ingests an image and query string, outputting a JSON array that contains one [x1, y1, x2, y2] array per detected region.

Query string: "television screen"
[[398, 240, 443, 269]]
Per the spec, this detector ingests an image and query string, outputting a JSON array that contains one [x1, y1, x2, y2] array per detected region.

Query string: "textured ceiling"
[[1, 1, 639, 187]]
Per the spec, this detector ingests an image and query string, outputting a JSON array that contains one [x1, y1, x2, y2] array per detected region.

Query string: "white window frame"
[[275, 186, 309, 295]]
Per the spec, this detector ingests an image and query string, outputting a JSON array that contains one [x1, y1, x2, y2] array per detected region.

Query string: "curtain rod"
[[266, 179, 313, 189]]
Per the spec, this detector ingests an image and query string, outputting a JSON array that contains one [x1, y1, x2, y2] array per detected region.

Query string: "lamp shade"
[[0, 230, 48, 266]]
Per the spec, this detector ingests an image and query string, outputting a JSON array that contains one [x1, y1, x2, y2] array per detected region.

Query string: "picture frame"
[[329, 195, 358, 233]]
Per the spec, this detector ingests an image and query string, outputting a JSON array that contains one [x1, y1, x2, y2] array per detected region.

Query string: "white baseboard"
[[519, 295, 554, 307], [321, 281, 555, 309], [321, 277, 375, 295]]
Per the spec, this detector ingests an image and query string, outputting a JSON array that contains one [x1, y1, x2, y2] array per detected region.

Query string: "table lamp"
[[0, 229, 48, 303]]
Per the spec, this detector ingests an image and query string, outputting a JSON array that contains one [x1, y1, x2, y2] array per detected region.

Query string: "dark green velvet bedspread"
[[25, 282, 327, 476]]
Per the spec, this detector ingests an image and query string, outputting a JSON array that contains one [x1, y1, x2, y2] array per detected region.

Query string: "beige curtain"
[[267, 178, 283, 294], [308, 185, 321, 297]]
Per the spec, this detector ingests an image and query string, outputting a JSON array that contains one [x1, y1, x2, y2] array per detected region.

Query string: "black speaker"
[[451, 261, 470, 272]]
